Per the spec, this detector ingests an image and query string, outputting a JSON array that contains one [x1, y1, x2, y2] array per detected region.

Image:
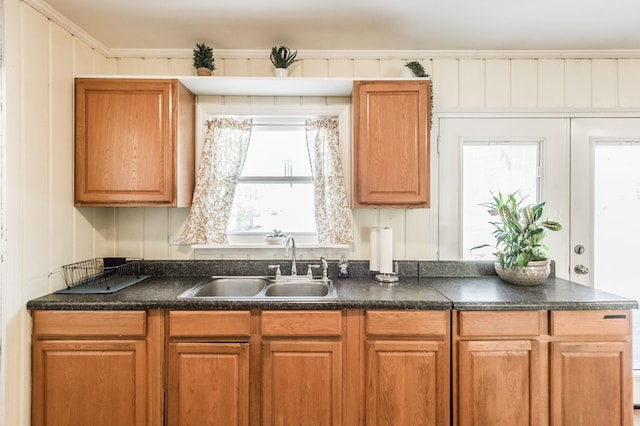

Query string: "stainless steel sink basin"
[[264, 281, 334, 298], [178, 276, 336, 299], [179, 277, 269, 298]]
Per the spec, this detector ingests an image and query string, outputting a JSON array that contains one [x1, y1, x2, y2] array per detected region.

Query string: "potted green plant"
[[264, 229, 287, 245], [270, 46, 300, 77], [473, 191, 562, 285], [404, 61, 429, 78], [193, 42, 215, 76]]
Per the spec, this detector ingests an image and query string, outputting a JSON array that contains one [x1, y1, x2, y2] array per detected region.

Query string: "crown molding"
[[24, 0, 109, 56], [108, 48, 640, 60], [25, 0, 640, 61]]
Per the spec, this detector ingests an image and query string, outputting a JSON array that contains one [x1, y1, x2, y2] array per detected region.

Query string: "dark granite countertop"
[[427, 276, 638, 311], [26, 260, 638, 311], [26, 276, 452, 311]]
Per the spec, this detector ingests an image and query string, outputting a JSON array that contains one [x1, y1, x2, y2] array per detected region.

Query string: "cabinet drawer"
[[458, 311, 543, 337], [550, 310, 630, 337], [261, 311, 342, 337], [32, 310, 146, 338], [169, 311, 251, 337], [366, 310, 448, 337]]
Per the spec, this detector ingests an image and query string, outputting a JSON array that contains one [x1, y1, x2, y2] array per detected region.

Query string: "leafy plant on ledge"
[[403, 60, 433, 124], [404, 60, 429, 78], [266, 229, 286, 238], [192, 42, 215, 74], [270, 46, 300, 69], [472, 191, 562, 269]]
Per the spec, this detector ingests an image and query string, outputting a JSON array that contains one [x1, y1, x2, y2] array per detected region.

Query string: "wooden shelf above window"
[[179, 76, 354, 97]]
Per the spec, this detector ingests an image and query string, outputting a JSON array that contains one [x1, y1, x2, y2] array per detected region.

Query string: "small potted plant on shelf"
[[193, 42, 215, 76], [264, 229, 287, 245], [403, 60, 429, 78], [270, 46, 300, 77], [472, 191, 562, 285]]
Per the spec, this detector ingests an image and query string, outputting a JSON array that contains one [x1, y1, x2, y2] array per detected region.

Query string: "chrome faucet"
[[284, 234, 297, 276], [320, 256, 328, 280]]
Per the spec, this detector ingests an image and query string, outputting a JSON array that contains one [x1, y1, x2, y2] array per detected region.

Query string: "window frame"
[[195, 101, 351, 246]]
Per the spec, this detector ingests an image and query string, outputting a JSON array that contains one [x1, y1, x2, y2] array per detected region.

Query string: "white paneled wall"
[[4, 2, 112, 424], [103, 54, 640, 262]]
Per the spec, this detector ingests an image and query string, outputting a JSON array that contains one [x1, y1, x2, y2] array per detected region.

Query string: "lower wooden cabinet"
[[457, 339, 543, 426], [32, 308, 631, 426], [262, 340, 342, 424], [365, 310, 450, 426], [261, 310, 346, 425], [454, 309, 633, 426], [549, 310, 633, 426], [168, 342, 250, 425], [31, 310, 164, 426], [167, 311, 251, 426], [550, 341, 630, 426]]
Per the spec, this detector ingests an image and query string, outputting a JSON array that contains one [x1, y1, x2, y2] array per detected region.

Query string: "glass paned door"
[[438, 118, 570, 272], [571, 118, 640, 402]]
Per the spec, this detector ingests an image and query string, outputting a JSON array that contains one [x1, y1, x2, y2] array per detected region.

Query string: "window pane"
[[228, 123, 318, 236], [228, 183, 317, 234], [593, 143, 640, 369], [462, 143, 540, 259], [241, 129, 311, 177]]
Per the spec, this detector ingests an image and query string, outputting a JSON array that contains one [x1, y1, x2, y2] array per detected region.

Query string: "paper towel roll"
[[379, 228, 393, 273], [369, 227, 380, 271]]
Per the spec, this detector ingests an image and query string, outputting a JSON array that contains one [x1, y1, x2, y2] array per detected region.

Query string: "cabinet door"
[[32, 339, 147, 426], [75, 78, 194, 206], [167, 342, 249, 426], [262, 340, 342, 425], [457, 340, 543, 426], [353, 80, 430, 208], [550, 341, 632, 426], [366, 339, 448, 426]]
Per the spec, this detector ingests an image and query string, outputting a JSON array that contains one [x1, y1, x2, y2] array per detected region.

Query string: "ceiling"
[[41, 0, 640, 52]]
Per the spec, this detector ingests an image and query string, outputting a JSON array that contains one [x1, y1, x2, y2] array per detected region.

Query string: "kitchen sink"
[[264, 281, 334, 298], [178, 276, 336, 299], [179, 277, 269, 298]]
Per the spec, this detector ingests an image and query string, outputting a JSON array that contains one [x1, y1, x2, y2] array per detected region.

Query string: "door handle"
[[574, 264, 590, 274]]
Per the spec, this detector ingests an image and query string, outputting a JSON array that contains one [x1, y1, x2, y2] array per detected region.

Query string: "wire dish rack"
[[56, 257, 150, 294]]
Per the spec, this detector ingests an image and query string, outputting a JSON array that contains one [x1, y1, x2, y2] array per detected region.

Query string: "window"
[[180, 104, 353, 246], [463, 141, 541, 259], [227, 120, 318, 241]]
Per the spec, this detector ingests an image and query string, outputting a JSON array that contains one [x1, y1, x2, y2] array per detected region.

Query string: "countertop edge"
[[25, 273, 638, 311]]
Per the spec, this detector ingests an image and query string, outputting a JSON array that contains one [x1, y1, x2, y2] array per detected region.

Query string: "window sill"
[[191, 243, 349, 250]]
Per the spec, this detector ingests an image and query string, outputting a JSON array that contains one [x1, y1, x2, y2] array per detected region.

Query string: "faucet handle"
[[268, 264, 281, 279], [306, 264, 320, 278], [320, 257, 328, 280]]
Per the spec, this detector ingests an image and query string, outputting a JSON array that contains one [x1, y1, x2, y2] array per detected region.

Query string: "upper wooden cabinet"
[[74, 78, 195, 207], [352, 80, 431, 208]]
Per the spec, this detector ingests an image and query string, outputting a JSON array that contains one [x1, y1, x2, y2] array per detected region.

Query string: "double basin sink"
[[178, 276, 337, 300]]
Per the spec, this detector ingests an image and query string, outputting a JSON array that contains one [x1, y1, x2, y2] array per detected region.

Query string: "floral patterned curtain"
[[305, 118, 354, 244], [179, 118, 253, 244]]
